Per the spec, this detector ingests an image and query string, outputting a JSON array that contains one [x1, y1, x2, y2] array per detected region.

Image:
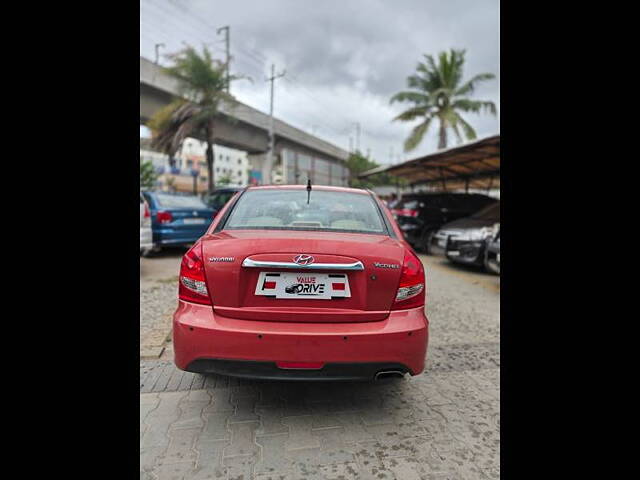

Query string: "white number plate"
[[255, 272, 351, 300], [184, 218, 205, 225]]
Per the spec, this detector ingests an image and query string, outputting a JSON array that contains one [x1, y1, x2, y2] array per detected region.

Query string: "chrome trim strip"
[[242, 258, 365, 271]]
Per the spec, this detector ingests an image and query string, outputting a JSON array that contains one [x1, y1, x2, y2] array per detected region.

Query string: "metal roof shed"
[[359, 134, 500, 192]]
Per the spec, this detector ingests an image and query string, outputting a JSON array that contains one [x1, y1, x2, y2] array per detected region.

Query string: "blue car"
[[142, 192, 214, 249]]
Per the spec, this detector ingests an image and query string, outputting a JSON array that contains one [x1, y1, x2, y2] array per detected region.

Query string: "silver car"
[[140, 193, 153, 254]]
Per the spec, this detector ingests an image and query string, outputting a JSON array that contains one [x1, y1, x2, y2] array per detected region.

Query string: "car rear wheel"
[[141, 247, 158, 258], [420, 229, 436, 255]]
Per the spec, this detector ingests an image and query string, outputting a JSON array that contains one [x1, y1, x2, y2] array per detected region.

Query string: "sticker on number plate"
[[255, 272, 350, 299]]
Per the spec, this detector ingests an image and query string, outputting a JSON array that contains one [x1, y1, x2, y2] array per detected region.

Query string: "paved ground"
[[140, 253, 500, 479], [140, 247, 185, 358]]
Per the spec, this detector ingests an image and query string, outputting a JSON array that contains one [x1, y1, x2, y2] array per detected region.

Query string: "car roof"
[[246, 185, 369, 195], [212, 186, 243, 192]]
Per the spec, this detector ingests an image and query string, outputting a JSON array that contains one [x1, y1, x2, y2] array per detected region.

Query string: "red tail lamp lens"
[[178, 243, 211, 305], [392, 249, 425, 310], [157, 211, 173, 224]]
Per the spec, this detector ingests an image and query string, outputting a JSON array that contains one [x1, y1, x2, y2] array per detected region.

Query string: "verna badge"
[[374, 262, 400, 269], [209, 257, 235, 263], [293, 254, 315, 266]]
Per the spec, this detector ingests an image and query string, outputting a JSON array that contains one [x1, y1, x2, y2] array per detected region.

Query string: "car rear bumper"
[[140, 227, 153, 250], [173, 301, 429, 380], [446, 240, 486, 266]]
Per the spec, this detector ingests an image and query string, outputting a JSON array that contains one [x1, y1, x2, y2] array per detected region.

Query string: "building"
[[280, 149, 350, 186], [140, 137, 250, 193]]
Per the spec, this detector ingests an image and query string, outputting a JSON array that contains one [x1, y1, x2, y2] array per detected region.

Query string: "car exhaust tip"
[[374, 370, 406, 381]]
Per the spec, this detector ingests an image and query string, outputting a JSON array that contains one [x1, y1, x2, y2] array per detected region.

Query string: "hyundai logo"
[[293, 254, 315, 266]]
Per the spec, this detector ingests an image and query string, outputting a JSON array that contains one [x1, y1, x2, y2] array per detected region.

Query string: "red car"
[[173, 185, 428, 381]]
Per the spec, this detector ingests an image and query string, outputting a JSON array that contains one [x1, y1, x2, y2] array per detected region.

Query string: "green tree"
[[140, 158, 158, 190], [390, 49, 496, 151], [148, 45, 240, 194], [216, 173, 233, 186], [346, 150, 404, 189]]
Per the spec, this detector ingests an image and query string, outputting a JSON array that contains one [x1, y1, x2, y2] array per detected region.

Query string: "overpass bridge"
[[140, 57, 350, 185]]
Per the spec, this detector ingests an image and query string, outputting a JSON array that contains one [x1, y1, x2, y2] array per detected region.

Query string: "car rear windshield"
[[155, 193, 207, 209], [471, 202, 500, 221], [224, 189, 387, 234]]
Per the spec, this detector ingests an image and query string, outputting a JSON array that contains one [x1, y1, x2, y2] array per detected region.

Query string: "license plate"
[[448, 250, 460, 257], [184, 218, 205, 225], [255, 272, 351, 299]]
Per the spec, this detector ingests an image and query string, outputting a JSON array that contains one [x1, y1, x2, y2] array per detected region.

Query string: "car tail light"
[[398, 208, 418, 217], [392, 249, 425, 310], [157, 211, 173, 224], [144, 203, 150, 218], [178, 243, 211, 305]]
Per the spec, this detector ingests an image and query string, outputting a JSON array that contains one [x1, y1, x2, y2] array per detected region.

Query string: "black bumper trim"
[[184, 358, 412, 381]]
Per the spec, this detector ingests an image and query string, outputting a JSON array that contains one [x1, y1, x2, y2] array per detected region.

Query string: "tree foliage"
[[390, 49, 496, 151], [140, 158, 158, 190], [346, 150, 405, 189], [147, 45, 242, 193]]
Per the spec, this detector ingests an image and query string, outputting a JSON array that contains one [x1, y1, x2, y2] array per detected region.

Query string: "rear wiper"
[[306, 178, 312, 204]]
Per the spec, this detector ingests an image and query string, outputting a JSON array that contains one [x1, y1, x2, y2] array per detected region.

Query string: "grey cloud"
[[142, 0, 499, 163]]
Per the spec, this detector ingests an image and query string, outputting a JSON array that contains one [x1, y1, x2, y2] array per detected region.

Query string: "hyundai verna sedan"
[[173, 185, 428, 381]]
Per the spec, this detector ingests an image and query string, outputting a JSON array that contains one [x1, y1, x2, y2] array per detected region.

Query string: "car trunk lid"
[[201, 230, 404, 322]]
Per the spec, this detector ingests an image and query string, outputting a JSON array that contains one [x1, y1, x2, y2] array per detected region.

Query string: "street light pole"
[[154, 43, 165, 65], [264, 63, 285, 185], [353, 122, 361, 152], [216, 26, 230, 93]]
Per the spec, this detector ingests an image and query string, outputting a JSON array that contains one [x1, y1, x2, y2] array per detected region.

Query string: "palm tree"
[[390, 49, 496, 152], [148, 46, 237, 194]]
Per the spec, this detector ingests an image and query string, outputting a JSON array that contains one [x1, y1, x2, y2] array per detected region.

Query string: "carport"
[[360, 134, 500, 192]]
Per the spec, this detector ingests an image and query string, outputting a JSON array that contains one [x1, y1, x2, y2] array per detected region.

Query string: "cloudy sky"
[[140, 0, 499, 165]]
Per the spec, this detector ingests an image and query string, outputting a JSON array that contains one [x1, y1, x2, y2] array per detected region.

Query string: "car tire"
[[420, 229, 436, 255]]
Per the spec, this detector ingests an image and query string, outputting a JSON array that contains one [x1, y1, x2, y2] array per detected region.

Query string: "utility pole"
[[349, 137, 353, 154], [154, 43, 165, 65], [264, 63, 286, 185], [353, 122, 361, 152], [217, 26, 230, 93]]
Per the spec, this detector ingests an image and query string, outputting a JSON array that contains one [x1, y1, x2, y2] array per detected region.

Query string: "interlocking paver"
[[199, 412, 231, 443], [159, 427, 200, 464], [255, 406, 288, 435], [282, 415, 320, 451], [312, 426, 356, 465], [191, 439, 227, 480], [254, 433, 290, 476], [224, 421, 260, 458]]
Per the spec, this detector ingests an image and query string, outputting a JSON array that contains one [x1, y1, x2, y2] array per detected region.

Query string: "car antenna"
[[306, 178, 312, 204]]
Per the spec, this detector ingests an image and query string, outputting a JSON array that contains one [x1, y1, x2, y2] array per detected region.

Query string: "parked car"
[[173, 185, 428, 381], [141, 191, 215, 250], [395, 193, 497, 253], [202, 186, 243, 217], [140, 193, 153, 255], [484, 225, 500, 274], [431, 201, 500, 267]]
